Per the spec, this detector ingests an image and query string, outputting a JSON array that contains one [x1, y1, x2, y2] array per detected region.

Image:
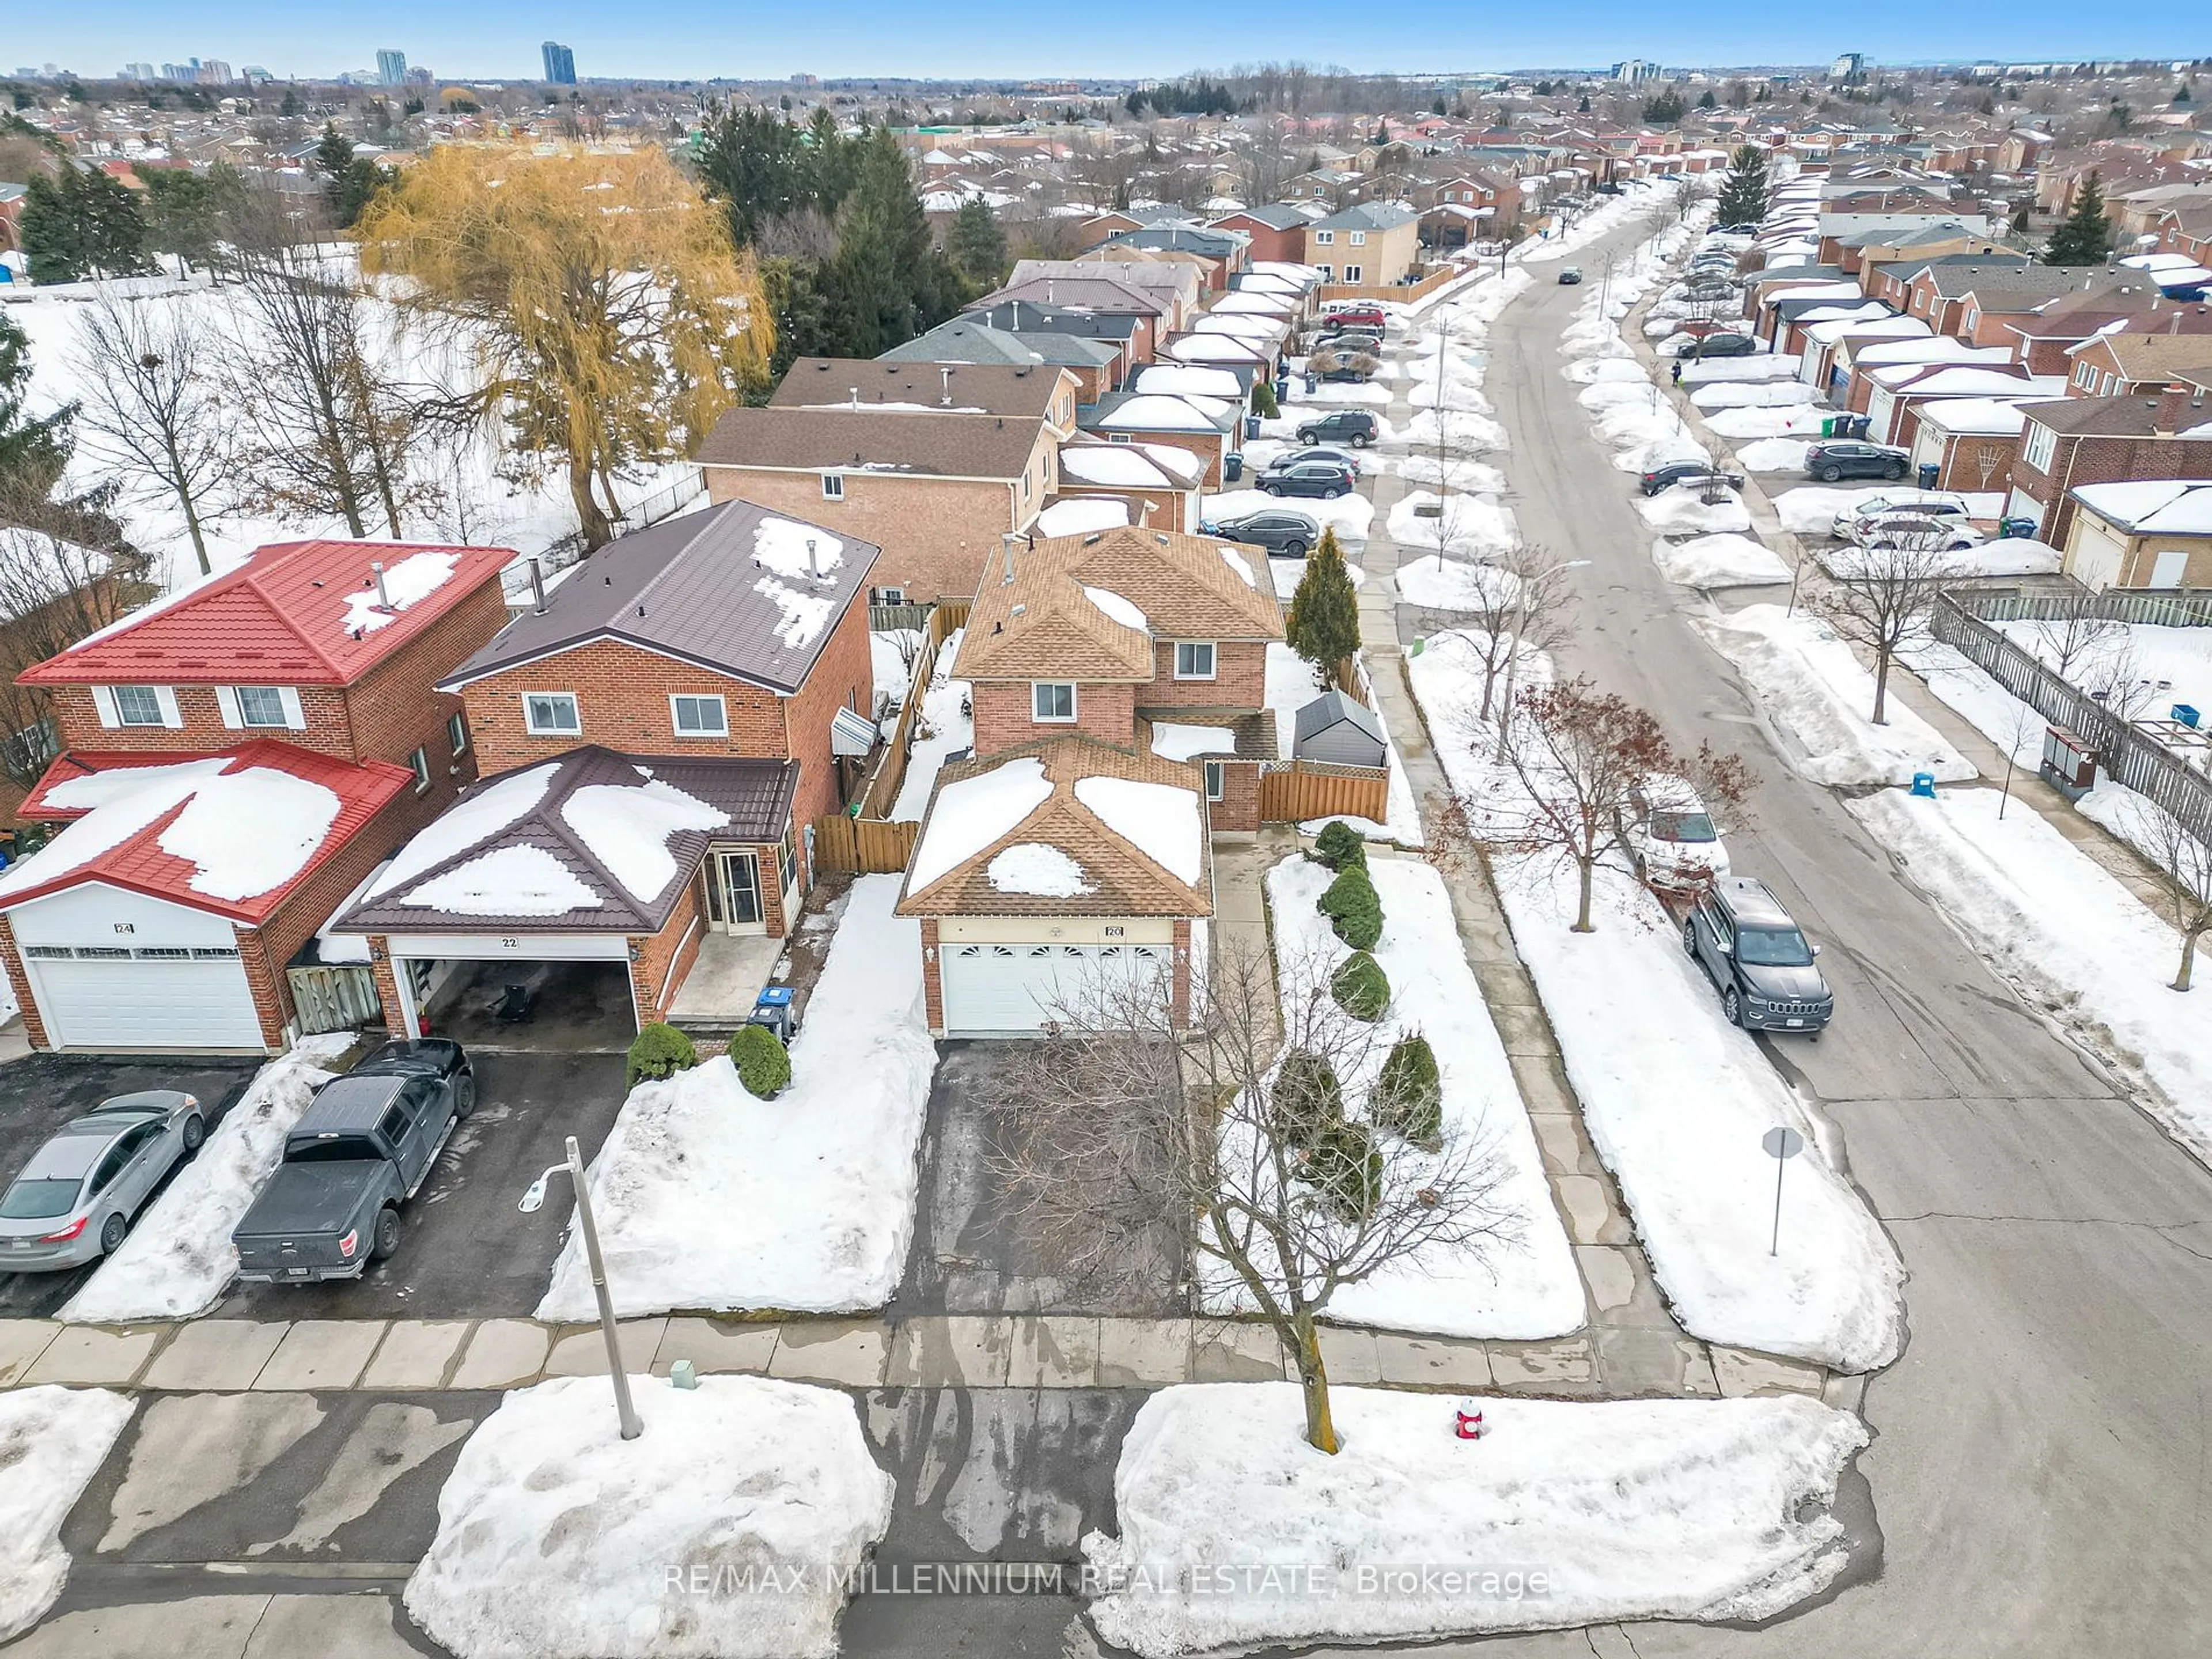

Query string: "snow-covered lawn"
[[1690, 380, 1817, 410], [1736, 437, 1813, 474], [0, 1387, 137, 1645], [406, 1376, 891, 1659], [1853, 785, 2212, 1161], [869, 628, 922, 707], [1691, 605, 1975, 787], [1652, 532, 1791, 588], [1386, 492, 1516, 558], [1203, 487, 1374, 543], [1564, 357, 1649, 385], [1682, 356, 1801, 384], [1083, 1384, 1868, 1658], [60, 1035, 354, 1323], [1707, 404, 1832, 440], [1260, 857, 1584, 1339], [1997, 617, 2212, 716], [1895, 637, 2043, 766], [1395, 408, 1508, 454], [1636, 489, 1753, 535], [536, 876, 933, 1318], [1394, 554, 1517, 611], [1821, 540, 2062, 580], [1285, 380, 1391, 407], [890, 627, 968, 822]]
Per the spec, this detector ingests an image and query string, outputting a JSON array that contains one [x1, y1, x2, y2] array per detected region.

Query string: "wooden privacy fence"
[[287, 964, 381, 1035], [812, 814, 919, 875], [1259, 760, 1389, 826], [854, 599, 977, 822]]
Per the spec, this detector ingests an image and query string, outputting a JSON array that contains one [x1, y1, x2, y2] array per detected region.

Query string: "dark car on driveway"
[[0, 1092, 207, 1271], [1675, 332, 1758, 358], [1803, 441, 1909, 483], [1639, 460, 1745, 497], [1261, 459, 1357, 498], [1558, 267, 1584, 285], [1683, 876, 1833, 1034], [1202, 507, 1323, 559], [1294, 410, 1378, 448]]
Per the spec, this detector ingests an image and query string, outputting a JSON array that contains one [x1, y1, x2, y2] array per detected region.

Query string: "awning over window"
[[831, 704, 879, 759]]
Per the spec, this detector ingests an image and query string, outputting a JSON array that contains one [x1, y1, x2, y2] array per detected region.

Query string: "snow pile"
[[1149, 722, 1237, 762], [0, 1387, 138, 1644], [1397, 453, 1507, 492], [1683, 356, 1801, 384], [406, 1376, 892, 1659], [1203, 487, 1374, 542], [404, 844, 601, 916], [1636, 489, 1753, 535], [1082, 584, 1150, 634], [1395, 556, 1518, 612], [1737, 437, 1813, 473], [342, 551, 460, 634], [988, 842, 1095, 897], [1074, 775, 1204, 885], [1706, 404, 1832, 440], [1652, 533, 1791, 588], [1084, 1384, 1869, 1658], [891, 627, 969, 821], [63, 1034, 356, 1322], [562, 777, 729, 904], [1691, 380, 1817, 410], [906, 756, 1052, 893], [1564, 357, 1649, 385], [1396, 407, 1508, 454], [539, 877, 935, 1317], [1852, 786, 2212, 1162], [1387, 492, 1517, 558], [1261, 857, 1584, 1338], [1692, 605, 1975, 787]]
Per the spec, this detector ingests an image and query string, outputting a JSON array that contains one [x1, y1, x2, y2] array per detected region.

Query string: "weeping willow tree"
[[357, 145, 771, 548]]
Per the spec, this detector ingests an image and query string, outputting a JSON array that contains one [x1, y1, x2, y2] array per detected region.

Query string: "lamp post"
[[521, 1134, 641, 1440], [1493, 559, 1591, 760]]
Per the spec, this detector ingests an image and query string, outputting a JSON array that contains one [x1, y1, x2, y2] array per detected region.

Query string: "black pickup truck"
[[231, 1040, 475, 1283]]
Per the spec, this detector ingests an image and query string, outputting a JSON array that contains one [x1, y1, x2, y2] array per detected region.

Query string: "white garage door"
[[941, 943, 1170, 1036], [23, 945, 264, 1050]]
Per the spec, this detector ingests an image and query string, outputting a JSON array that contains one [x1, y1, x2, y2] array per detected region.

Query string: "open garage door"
[[940, 942, 1171, 1037]]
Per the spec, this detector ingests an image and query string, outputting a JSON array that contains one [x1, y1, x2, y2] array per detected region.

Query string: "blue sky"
[[10, 3, 2203, 83]]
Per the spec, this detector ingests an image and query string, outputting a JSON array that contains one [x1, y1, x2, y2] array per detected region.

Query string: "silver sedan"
[[0, 1092, 205, 1271]]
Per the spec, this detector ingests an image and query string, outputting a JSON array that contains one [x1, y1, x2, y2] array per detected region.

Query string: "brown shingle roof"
[[957, 526, 1284, 683], [694, 406, 1047, 480], [768, 357, 1066, 418]]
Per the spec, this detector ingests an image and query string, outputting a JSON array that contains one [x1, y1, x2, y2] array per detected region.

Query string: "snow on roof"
[[907, 757, 1055, 895], [1060, 446, 1173, 487], [157, 767, 342, 902], [987, 842, 1096, 897], [560, 775, 730, 904], [1916, 397, 2031, 437], [1099, 393, 1227, 431], [1082, 585, 1149, 634], [402, 844, 603, 917], [342, 551, 459, 634], [1150, 722, 1237, 762], [368, 762, 562, 899], [1164, 334, 1266, 364], [1035, 498, 1131, 537], [752, 517, 844, 581], [1131, 364, 1245, 399], [2075, 480, 2212, 535], [0, 759, 229, 900], [753, 574, 836, 650], [1219, 547, 1256, 588], [1073, 775, 1202, 886]]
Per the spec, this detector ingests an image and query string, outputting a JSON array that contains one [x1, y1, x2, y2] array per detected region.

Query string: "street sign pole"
[[1762, 1126, 1805, 1256]]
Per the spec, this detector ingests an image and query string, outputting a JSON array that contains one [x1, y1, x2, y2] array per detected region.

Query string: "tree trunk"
[[180, 492, 212, 577], [2175, 927, 2200, 993], [1573, 855, 1595, 933], [570, 462, 613, 551], [1870, 647, 1891, 727], [1295, 1319, 1339, 1454]]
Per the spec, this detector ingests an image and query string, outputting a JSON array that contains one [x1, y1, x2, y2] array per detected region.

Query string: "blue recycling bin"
[[1910, 772, 1937, 798], [1916, 463, 1941, 490], [2173, 703, 2200, 729]]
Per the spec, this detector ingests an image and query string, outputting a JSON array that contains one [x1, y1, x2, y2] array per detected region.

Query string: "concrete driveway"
[[217, 1048, 628, 1322], [0, 1054, 261, 1320]]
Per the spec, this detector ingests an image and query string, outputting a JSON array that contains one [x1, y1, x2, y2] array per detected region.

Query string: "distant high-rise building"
[[541, 41, 576, 85], [196, 59, 234, 85], [1830, 52, 1866, 82], [122, 62, 157, 81], [405, 65, 434, 86], [377, 49, 408, 87], [1609, 59, 1661, 86], [162, 61, 196, 83]]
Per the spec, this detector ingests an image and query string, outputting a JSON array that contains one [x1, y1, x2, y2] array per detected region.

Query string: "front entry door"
[[711, 850, 766, 935]]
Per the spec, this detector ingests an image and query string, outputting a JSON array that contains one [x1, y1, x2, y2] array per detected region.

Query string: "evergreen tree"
[[946, 198, 1008, 287], [0, 312, 77, 502], [825, 127, 961, 357], [1698, 89, 1717, 110], [1642, 90, 1687, 124], [2043, 172, 2114, 266], [18, 165, 150, 282], [695, 105, 807, 243], [1285, 529, 1360, 692], [139, 160, 245, 273], [311, 123, 392, 228], [1715, 144, 1771, 225], [2176, 83, 2195, 107], [1578, 92, 1591, 113]]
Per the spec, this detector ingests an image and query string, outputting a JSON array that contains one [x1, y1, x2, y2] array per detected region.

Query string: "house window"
[[1342, 266, 1362, 284], [1317, 265, 1334, 281], [1, 717, 56, 779], [2022, 422, 2056, 473], [1203, 760, 1225, 801], [821, 472, 844, 501], [524, 692, 581, 736], [1032, 681, 1076, 722], [2074, 362, 2093, 389], [1174, 641, 1216, 680], [113, 685, 165, 726], [778, 831, 798, 895], [875, 586, 906, 607], [408, 746, 431, 793], [671, 694, 729, 738], [235, 685, 288, 728], [1349, 230, 1367, 246], [1315, 230, 1335, 245], [448, 711, 468, 756]]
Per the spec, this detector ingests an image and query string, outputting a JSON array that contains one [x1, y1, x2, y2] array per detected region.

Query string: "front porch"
[[665, 931, 785, 1036]]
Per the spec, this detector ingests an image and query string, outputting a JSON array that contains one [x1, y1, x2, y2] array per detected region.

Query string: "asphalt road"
[[1450, 207, 2212, 1656]]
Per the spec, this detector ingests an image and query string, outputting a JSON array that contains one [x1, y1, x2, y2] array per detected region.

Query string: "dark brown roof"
[[1137, 709, 1276, 761], [769, 357, 1067, 418], [977, 275, 1169, 317], [439, 499, 876, 697], [336, 748, 797, 936], [694, 405, 1047, 481], [2017, 395, 2212, 438]]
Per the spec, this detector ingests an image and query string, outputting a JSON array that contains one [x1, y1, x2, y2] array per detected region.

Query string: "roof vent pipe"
[[806, 538, 820, 579], [941, 366, 953, 407], [1001, 531, 1021, 586], [371, 560, 390, 609], [529, 558, 547, 614]]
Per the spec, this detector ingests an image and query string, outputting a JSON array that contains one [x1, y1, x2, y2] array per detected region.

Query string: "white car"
[[1848, 512, 1987, 551], [1830, 491, 1972, 540], [1624, 776, 1730, 891]]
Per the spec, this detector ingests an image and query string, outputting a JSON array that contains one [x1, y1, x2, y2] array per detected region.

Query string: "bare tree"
[[977, 941, 1513, 1454], [1428, 545, 1581, 721], [0, 507, 153, 793], [1493, 677, 1755, 931], [69, 291, 230, 577], [2017, 605, 2126, 683], [1813, 531, 1961, 725]]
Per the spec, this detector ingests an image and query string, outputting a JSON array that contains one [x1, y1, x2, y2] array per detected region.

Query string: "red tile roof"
[[2, 740, 412, 923], [19, 538, 516, 687]]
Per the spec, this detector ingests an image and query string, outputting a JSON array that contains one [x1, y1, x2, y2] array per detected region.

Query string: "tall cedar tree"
[[358, 145, 772, 549], [312, 123, 393, 229], [18, 166, 151, 282], [0, 313, 77, 503], [2044, 172, 2114, 266], [825, 128, 964, 358], [1715, 145, 1771, 226], [1285, 528, 1361, 691], [947, 198, 1010, 287], [139, 161, 246, 274]]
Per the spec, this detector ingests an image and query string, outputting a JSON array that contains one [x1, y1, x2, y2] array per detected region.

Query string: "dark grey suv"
[[1683, 876, 1833, 1034]]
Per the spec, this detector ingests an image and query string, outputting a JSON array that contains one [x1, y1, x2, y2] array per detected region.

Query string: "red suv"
[[1321, 303, 1386, 329]]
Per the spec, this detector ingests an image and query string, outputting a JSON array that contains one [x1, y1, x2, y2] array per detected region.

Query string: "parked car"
[[1624, 775, 1732, 891], [0, 1092, 207, 1271], [1639, 460, 1745, 497], [1202, 507, 1323, 559], [1830, 492, 1972, 539], [1803, 441, 1910, 483], [1309, 332, 1382, 356], [1295, 410, 1379, 448], [1682, 876, 1834, 1033], [230, 1039, 476, 1283], [1270, 445, 1363, 477], [1260, 459, 1357, 498], [1681, 279, 1738, 300], [1721, 222, 1762, 235], [1320, 302, 1386, 329], [1849, 513, 1987, 552], [1675, 332, 1758, 358], [1558, 267, 1584, 285], [1313, 359, 1376, 385]]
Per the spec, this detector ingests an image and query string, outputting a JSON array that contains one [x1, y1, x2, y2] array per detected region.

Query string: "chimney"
[[528, 558, 547, 614], [2154, 382, 2192, 437], [1000, 531, 1021, 586], [370, 560, 389, 609], [940, 366, 953, 407]]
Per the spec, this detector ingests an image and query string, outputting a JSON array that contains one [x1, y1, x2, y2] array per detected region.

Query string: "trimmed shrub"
[[1317, 866, 1382, 950], [1300, 1121, 1383, 1222], [1373, 1033, 1443, 1148], [730, 1024, 793, 1099], [1272, 1050, 1345, 1146], [1251, 378, 1280, 419], [1331, 950, 1391, 1021], [1312, 820, 1368, 872], [626, 1022, 697, 1089]]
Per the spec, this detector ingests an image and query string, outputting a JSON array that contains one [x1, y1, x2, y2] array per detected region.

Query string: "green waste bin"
[[1820, 416, 1839, 438]]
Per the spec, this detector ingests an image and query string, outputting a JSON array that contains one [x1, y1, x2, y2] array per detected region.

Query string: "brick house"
[[972, 275, 1171, 362], [332, 499, 880, 1039], [1209, 204, 1316, 266], [2003, 387, 2212, 543], [0, 537, 514, 1051], [878, 319, 1123, 404], [1305, 202, 1421, 287], [2061, 480, 2212, 589], [2062, 335, 2212, 400]]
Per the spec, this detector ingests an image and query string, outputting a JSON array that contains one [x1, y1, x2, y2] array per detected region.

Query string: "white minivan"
[[1624, 775, 1732, 891]]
